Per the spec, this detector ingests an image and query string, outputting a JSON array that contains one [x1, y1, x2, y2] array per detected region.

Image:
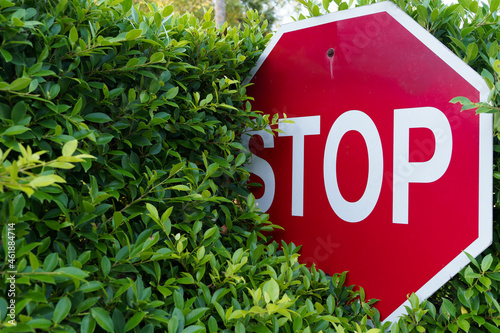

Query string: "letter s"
[[242, 129, 276, 212]]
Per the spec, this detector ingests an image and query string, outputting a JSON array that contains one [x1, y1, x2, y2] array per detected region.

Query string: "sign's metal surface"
[[245, 2, 492, 322]]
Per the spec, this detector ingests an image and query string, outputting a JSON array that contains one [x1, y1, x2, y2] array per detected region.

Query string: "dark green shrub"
[[0, 1, 379, 332]]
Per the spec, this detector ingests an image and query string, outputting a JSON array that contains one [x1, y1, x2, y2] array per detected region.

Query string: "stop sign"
[[244, 2, 492, 322]]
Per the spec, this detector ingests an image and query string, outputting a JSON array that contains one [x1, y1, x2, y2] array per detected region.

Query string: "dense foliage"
[[0, 0, 380, 332], [2, 0, 500, 332]]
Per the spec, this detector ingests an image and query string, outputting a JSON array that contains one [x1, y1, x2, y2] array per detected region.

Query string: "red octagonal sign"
[[244, 2, 492, 322]]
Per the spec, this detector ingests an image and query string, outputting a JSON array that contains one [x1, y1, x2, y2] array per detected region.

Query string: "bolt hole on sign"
[[243, 2, 492, 323]]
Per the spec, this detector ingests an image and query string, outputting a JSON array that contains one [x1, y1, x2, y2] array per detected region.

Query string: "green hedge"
[[0, 1, 379, 332], [2, 0, 499, 332]]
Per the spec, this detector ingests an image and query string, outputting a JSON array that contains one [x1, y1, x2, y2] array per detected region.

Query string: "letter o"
[[323, 111, 383, 222]]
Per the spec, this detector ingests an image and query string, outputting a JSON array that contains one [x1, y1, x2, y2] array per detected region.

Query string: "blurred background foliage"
[[133, 0, 301, 28]]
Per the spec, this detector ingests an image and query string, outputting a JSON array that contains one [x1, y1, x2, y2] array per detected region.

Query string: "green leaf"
[[50, 162, 75, 169], [76, 297, 100, 314], [146, 203, 159, 221], [9, 77, 31, 91], [470, 0, 478, 12], [441, 298, 456, 317], [2, 125, 29, 136], [493, 59, 500, 75], [113, 211, 124, 229], [263, 278, 280, 303], [80, 281, 103, 293], [235, 321, 246, 333], [69, 27, 78, 46], [28, 274, 55, 284], [180, 326, 205, 333], [54, 267, 89, 280], [484, 322, 500, 333], [458, 288, 471, 308], [44, 253, 59, 271], [207, 316, 218, 333], [168, 315, 179, 333], [56, 0, 68, 16], [150, 52, 164, 62], [487, 272, 500, 281], [185, 308, 209, 325], [165, 86, 179, 99], [84, 113, 112, 123], [163, 5, 173, 16], [173, 290, 184, 310], [191, 125, 205, 133], [11, 101, 27, 124], [53, 296, 72, 324], [169, 185, 190, 191], [81, 314, 96, 333], [124, 312, 146, 332], [489, 41, 499, 59], [481, 254, 493, 272], [91, 307, 114, 332], [449, 36, 466, 52], [62, 139, 78, 157], [0, 48, 12, 62], [457, 315, 470, 332], [0, 1, 15, 9], [491, 0, 500, 12], [472, 315, 485, 326], [170, 162, 184, 177], [417, 5, 428, 21], [126, 58, 140, 68], [128, 88, 136, 102], [430, 8, 439, 22], [28, 318, 52, 329], [72, 96, 83, 116], [366, 329, 381, 333], [101, 256, 111, 277], [125, 29, 143, 40], [464, 252, 480, 268], [450, 96, 472, 105], [205, 163, 219, 178], [12, 16, 24, 26], [235, 153, 246, 167], [130, 136, 151, 146], [122, 0, 132, 12], [161, 206, 173, 223], [29, 175, 66, 188], [466, 42, 478, 61], [465, 266, 481, 284], [203, 226, 217, 240], [247, 193, 255, 208], [212, 156, 229, 168], [461, 27, 476, 39]]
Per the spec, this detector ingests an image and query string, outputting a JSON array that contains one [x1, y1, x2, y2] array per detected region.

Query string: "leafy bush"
[[0, 1, 380, 332], [4, 0, 498, 332]]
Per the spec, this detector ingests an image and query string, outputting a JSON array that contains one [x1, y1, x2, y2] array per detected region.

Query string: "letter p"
[[393, 107, 453, 224]]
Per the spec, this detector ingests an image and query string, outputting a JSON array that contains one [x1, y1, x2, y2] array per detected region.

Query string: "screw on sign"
[[243, 2, 492, 323]]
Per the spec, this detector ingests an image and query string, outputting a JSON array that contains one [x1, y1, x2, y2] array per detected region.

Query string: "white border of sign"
[[246, 1, 492, 324]]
